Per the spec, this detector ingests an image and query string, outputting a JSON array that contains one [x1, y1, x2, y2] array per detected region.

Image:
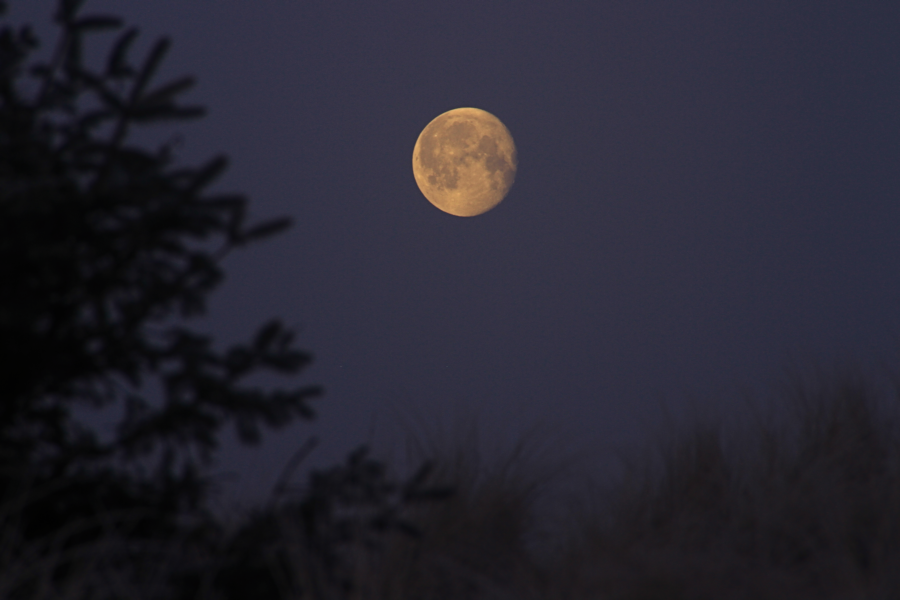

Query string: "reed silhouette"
[[5, 363, 900, 599], [202, 365, 900, 600]]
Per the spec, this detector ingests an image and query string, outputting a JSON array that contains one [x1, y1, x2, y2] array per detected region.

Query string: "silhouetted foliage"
[[201, 444, 455, 600], [0, 0, 321, 550], [0, 4, 460, 598]]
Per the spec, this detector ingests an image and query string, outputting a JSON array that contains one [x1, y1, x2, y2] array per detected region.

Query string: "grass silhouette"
[[341, 365, 900, 600], [3, 364, 900, 599]]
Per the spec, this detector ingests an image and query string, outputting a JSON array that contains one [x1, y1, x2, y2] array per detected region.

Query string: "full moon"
[[412, 107, 517, 217]]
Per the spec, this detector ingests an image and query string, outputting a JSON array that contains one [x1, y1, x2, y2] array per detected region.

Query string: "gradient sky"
[[10, 1, 900, 513]]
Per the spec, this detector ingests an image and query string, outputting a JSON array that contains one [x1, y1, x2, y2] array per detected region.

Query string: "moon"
[[412, 107, 517, 217]]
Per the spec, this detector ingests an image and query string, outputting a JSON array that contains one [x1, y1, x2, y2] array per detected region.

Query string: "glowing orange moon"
[[412, 107, 517, 217]]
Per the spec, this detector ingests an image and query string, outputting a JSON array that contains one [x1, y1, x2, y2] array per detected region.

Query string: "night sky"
[[10, 1, 900, 514]]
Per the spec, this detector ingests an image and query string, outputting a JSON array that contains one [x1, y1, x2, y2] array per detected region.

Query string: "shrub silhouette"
[[201, 444, 453, 600]]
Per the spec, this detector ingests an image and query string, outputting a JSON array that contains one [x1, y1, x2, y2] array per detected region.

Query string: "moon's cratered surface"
[[412, 107, 517, 217]]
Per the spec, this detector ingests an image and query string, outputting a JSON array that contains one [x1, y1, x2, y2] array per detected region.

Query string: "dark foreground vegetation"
[[281, 369, 900, 600], [3, 2, 899, 599], [0, 1, 449, 598]]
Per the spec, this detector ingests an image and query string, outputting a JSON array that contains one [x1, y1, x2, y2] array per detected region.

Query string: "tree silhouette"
[[0, 5, 457, 598], [0, 0, 322, 546]]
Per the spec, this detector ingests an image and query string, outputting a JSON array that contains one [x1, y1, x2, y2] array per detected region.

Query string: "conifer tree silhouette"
[[0, 0, 322, 547], [1, 5, 455, 598]]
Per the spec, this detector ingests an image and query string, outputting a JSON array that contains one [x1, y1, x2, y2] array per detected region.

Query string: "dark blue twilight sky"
[[10, 1, 900, 513]]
